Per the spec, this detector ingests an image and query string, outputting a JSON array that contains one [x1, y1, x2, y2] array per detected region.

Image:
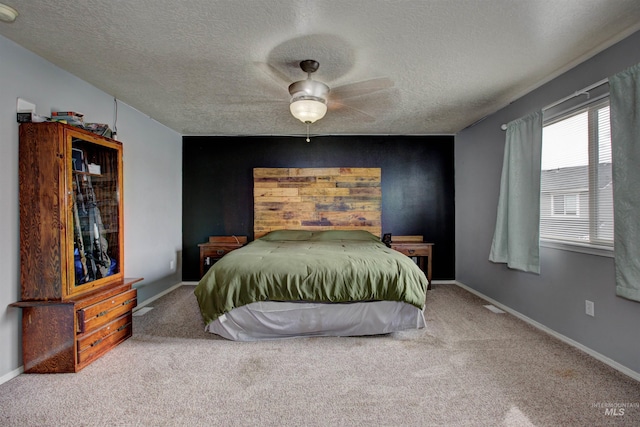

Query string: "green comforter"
[[194, 230, 428, 326]]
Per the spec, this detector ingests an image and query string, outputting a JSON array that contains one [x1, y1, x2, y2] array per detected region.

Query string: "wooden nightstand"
[[198, 236, 247, 278], [390, 236, 433, 290]]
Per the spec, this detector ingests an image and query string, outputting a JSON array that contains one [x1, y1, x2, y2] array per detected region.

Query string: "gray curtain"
[[489, 111, 543, 273], [609, 63, 640, 302]]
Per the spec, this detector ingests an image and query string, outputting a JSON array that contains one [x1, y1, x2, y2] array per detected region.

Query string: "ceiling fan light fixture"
[[289, 96, 327, 124], [0, 3, 18, 22]]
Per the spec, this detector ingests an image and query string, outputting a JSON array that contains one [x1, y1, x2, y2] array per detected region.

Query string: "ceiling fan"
[[257, 59, 394, 127], [288, 59, 330, 124]]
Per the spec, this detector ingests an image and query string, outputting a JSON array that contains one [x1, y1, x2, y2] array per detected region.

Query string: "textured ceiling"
[[1, 0, 640, 136]]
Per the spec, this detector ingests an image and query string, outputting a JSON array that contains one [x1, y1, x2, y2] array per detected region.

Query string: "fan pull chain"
[[306, 123, 311, 143]]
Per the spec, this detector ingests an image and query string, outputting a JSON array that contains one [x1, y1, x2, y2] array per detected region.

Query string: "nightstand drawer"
[[202, 245, 242, 257], [391, 244, 431, 257]]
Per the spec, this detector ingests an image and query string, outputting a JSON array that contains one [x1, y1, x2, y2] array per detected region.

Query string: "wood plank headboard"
[[254, 167, 381, 238]]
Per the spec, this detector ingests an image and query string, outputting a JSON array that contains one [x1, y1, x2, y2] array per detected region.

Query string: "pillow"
[[259, 229, 314, 241], [310, 230, 381, 242]]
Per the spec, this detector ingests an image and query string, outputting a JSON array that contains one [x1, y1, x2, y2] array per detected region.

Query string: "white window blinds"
[[540, 99, 613, 246]]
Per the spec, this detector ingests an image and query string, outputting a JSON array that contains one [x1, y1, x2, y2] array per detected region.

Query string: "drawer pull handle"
[[216, 249, 225, 255], [408, 249, 415, 255], [117, 324, 128, 332], [91, 338, 103, 347], [96, 310, 108, 317], [123, 299, 133, 306]]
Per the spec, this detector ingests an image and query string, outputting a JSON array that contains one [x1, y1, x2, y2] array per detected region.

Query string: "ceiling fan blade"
[[330, 77, 393, 100], [222, 99, 287, 106], [254, 62, 292, 88], [330, 86, 397, 110], [327, 100, 377, 123]]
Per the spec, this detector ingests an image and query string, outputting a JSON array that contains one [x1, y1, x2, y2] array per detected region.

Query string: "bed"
[[194, 229, 428, 341]]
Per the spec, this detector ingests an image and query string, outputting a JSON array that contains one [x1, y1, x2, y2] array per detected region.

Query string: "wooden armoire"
[[11, 122, 141, 373]]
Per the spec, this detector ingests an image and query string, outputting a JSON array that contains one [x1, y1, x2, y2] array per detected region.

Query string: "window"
[[540, 98, 613, 247], [551, 193, 579, 217]]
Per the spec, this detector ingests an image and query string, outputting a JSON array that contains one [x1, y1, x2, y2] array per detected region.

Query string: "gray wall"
[[455, 30, 640, 375], [0, 35, 183, 381]]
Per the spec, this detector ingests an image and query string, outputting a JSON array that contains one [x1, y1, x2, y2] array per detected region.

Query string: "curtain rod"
[[500, 77, 609, 130]]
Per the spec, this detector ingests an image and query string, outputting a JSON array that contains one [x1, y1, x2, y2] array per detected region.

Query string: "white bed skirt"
[[206, 300, 425, 341]]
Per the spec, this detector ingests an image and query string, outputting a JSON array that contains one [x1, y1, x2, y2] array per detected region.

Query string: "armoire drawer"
[[77, 288, 137, 333], [77, 313, 132, 365]]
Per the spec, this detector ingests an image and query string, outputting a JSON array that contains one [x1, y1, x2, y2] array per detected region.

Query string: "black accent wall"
[[182, 135, 455, 281]]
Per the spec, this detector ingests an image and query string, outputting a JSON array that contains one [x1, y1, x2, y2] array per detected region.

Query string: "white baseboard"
[[431, 280, 457, 285], [454, 280, 640, 382], [0, 366, 23, 386], [134, 282, 185, 311]]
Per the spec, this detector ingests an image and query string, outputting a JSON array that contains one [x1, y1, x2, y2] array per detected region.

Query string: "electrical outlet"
[[585, 300, 595, 317], [170, 260, 175, 271]]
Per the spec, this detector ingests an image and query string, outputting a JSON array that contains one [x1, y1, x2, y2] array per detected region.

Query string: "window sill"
[[540, 239, 614, 258]]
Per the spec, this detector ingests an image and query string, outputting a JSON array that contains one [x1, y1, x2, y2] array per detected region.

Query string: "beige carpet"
[[1, 284, 638, 426]]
